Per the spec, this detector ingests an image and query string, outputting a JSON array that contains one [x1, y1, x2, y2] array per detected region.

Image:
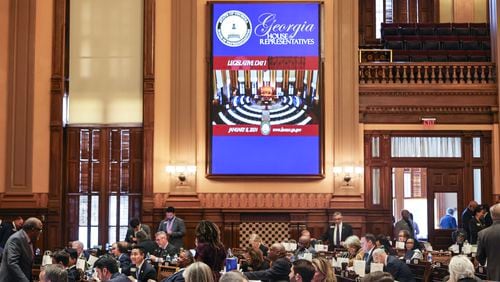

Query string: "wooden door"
[[427, 168, 463, 250]]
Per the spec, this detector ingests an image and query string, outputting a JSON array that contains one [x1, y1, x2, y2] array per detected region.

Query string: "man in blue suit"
[[111, 241, 131, 276], [372, 248, 416, 282], [0, 217, 43, 282]]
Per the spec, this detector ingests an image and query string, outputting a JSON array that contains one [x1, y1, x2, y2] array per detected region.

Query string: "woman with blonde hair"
[[343, 235, 365, 266], [248, 233, 268, 256], [311, 257, 336, 282], [183, 262, 215, 282]]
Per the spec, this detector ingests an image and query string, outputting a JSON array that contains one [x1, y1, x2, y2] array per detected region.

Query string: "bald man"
[[0, 217, 43, 282], [244, 243, 291, 282], [461, 200, 478, 237]]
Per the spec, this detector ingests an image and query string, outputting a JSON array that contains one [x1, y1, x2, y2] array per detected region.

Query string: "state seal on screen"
[[216, 10, 252, 47]]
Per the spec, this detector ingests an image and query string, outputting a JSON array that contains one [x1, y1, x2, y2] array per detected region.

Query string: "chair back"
[[157, 265, 179, 281]]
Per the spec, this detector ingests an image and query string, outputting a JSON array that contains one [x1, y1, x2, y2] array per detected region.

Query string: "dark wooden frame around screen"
[[206, 2, 325, 178]]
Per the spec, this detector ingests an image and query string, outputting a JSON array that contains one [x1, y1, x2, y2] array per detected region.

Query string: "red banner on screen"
[[213, 56, 319, 70], [213, 124, 318, 136]]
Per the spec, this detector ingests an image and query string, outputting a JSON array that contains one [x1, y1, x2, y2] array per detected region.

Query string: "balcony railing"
[[359, 62, 496, 84]]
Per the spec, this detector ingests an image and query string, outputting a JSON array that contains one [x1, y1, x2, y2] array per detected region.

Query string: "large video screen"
[[208, 2, 322, 176]]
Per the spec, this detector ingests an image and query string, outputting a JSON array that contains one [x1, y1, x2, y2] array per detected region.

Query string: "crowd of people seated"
[[0, 204, 499, 282]]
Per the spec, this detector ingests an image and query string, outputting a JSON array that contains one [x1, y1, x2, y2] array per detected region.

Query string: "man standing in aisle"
[[0, 217, 43, 282], [320, 212, 353, 250], [158, 207, 186, 249], [461, 200, 478, 238], [476, 203, 500, 281]]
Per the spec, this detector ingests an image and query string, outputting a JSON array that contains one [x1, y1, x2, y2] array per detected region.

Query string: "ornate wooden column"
[[142, 0, 156, 231], [490, 0, 500, 198], [48, 0, 66, 250], [5, 0, 36, 195]]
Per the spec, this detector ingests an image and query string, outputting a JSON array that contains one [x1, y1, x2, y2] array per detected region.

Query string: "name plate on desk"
[[315, 244, 328, 252], [359, 49, 392, 63]]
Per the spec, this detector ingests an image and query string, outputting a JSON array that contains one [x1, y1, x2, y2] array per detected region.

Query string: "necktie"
[[136, 265, 141, 279], [336, 225, 341, 246], [167, 219, 173, 233]]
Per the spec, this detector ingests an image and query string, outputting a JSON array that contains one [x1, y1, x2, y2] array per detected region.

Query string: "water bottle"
[[427, 252, 433, 263], [171, 254, 178, 264], [226, 248, 237, 272], [35, 248, 41, 256], [146, 252, 151, 264], [166, 254, 171, 263]]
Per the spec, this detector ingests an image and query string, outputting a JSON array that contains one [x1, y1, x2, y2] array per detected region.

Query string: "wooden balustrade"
[[359, 62, 496, 84]]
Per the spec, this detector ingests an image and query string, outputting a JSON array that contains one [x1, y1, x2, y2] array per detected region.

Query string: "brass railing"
[[359, 62, 496, 84]]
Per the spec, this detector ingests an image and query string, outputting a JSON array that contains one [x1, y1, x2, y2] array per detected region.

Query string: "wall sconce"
[[333, 166, 363, 186], [165, 165, 197, 185]]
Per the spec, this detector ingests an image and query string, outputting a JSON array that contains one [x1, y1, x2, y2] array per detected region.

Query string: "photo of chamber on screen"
[[211, 69, 320, 127]]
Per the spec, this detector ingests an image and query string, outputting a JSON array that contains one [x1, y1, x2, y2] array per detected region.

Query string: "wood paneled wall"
[[149, 207, 393, 250]]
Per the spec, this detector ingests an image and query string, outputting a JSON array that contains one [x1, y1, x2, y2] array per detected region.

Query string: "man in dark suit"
[[125, 218, 151, 244], [320, 212, 353, 250], [0, 216, 24, 249], [130, 246, 157, 282], [158, 207, 186, 249], [244, 243, 291, 282], [362, 233, 377, 274], [372, 248, 416, 282], [94, 255, 130, 282], [66, 248, 82, 282], [111, 241, 131, 276], [0, 217, 43, 282], [151, 231, 178, 263], [162, 249, 194, 282], [477, 203, 500, 281], [461, 200, 478, 238]]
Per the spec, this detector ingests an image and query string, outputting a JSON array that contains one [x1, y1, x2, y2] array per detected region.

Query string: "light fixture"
[[333, 165, 364, 186], [165, 165, 197, 184]]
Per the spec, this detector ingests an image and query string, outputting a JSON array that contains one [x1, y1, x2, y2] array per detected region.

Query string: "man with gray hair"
[[39, 264, 68, 282], [0, 217, 43, 282], [320, 211, 353, 250], [477, 203, 500, 281], [372, 248, 415, 282]]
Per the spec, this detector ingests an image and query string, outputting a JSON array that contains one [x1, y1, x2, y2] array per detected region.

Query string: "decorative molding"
[[0, 193, 48, 208], [362, 106, 495, 114], [359, 91, 498, 97], [6, 0, 36, 193], [198, 193, 332, 209]]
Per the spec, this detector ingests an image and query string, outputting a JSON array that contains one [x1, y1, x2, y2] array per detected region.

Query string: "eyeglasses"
[[34, 227, 43, 232]]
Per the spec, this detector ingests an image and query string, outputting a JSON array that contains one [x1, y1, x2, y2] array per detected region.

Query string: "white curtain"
[[391, 137, 462, 158]]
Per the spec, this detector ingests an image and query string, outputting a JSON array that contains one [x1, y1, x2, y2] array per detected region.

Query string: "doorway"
[[392, 167, 462, 249], [365, 131, 492, 249], [392, 167, 429, 240]]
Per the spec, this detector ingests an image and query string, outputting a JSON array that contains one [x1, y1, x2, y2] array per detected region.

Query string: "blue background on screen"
[[212, 3, 319, 56], [211, 136, 320, 175]]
